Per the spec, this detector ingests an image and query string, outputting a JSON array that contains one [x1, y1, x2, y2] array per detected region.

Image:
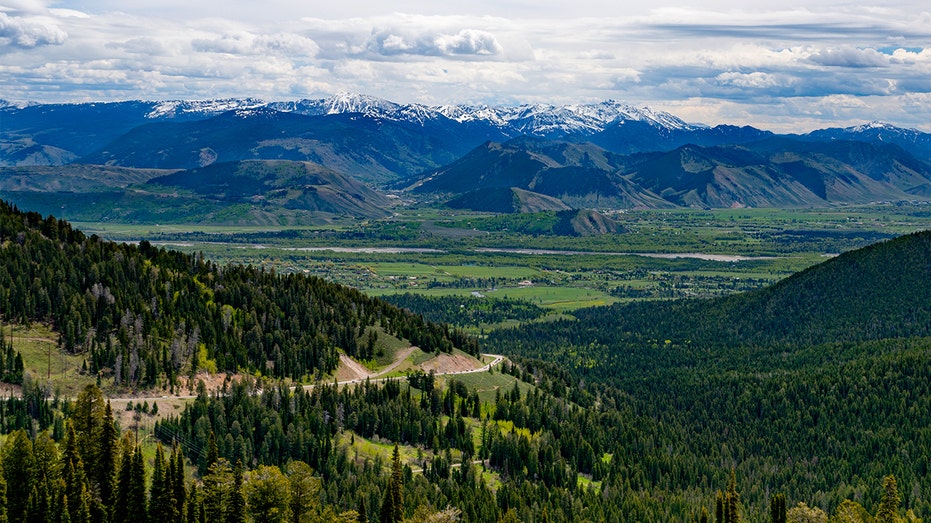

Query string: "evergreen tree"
[[497, 508, 520, 523], [27, 479, 52, 523], [187, 481, 202, 523], [771, 493, 787, 523], [63, 425, 93, 523], [2, 429, 35, 523], [877, 475, 901, 523], [716, 491, 725, 523], [725, 469, 741, 523], [58, 487, 73, 523], [72, 385, 105, 472], [357, 496, 367, 523], [172, 446, 187, 521], [203, 459, 233, 522], [201, 431, 219, 476], [379, 444, 403, 523], [226, 460, 246, 523], [128, 446, 148, 523], [150, 443, 171, 523], [287, 461, 320, 523], [113, 441, 134, 523], [243, 465, 291, 523], [98, 401, 119, 511]]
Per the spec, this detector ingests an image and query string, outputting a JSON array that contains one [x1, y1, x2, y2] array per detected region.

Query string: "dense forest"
[[0, 200, 476, 388], [381, 294, 548, 329], [486, 230, 931, 519], [1, 201, 930, 522], [1, 372, 919, 523]]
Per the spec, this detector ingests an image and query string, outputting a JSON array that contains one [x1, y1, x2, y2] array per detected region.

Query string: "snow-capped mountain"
[[139, 92, 695, 138], [274, 94, 694, 137], [145, 98, 266, 119], [4, 93, 930, 180], [801, 121, 931, 161]]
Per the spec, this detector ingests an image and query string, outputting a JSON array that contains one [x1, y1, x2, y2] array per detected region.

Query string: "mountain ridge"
[[405, 137, 931, 211]]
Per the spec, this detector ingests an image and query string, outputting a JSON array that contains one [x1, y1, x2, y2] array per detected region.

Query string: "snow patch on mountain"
[[138, 92, 699, 136], [146, 98, 265, 119], [0, 99, 35, 110]]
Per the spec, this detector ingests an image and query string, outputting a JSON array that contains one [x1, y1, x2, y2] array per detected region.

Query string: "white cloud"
[[807, 47, 889, 68], [0, 11, 66, 49], [716, 72, 786, 89], [365, 28, 502, 58], [1, 1, 930, 130], [191, 32, 319, 57]]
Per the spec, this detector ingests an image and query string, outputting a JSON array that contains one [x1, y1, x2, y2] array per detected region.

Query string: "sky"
[[2, 1, 931, 132]]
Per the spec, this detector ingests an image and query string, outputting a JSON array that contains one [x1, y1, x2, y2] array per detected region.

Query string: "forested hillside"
[[0, 200, 476, 387], [1, 200, 929, 523], [488, 230, 931, 519]]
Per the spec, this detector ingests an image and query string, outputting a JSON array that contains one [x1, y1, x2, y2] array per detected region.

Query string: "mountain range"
[[4, 93, 931, 220]]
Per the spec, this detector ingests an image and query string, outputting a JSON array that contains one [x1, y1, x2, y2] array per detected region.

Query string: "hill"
[[0, 200, 476, 388], [406, 137, 931, 209], [0, 160, 394, 225], [486, 229, 931, 517], [445, 186, 571, 213], [404, 138, 669, 209], [147, 159, 394, 220], [442, 209, 625, 236]]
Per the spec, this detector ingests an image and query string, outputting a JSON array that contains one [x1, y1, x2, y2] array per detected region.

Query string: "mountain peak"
[[850, 121, 907, 132], [145, 98, 266, 119], [268, 94, 693, 136]]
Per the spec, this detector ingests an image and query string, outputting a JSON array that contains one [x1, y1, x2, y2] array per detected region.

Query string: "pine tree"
[[357, 496, 367, 523], [877, 475, 901, 523], [203, 459, 233, 523], [715, 491, 725, 523], [2, 429, 36, 523], [226, 461, 246, 523], [113, 441, 134, 523], [27, 480, 52, 523], [287, 461, 320, 523], [62, 425, 93, 523], [187, 481, 201, 523], [379, 444, 403, 523], [170, 445, 187, 522], [201, 431, 219, 476], [770, 493, 786, 523], [128, 446, 148, 523], [150, 443, 170, 523], [72, 385, 105, 472], [98, 401, 119, 511], [56, 484, 72, 523], [725, 469, 741, 523]]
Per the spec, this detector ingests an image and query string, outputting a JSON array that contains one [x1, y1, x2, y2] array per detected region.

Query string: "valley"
[[70, 204, 931, 332], [3, 94, 931, 523]]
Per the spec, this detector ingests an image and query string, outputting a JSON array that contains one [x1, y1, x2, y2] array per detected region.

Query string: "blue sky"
[[2, 0, 930, 132]]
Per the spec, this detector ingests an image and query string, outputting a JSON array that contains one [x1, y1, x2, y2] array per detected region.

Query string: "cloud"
[[0, 11, 66, 49], [2, 2, 931, 131], [807, 47, 888, 68], [716, 72, 786, 89], [192, 32, 320, 57], [110, 37, 168, 56], [366, 28, 502, 57]]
